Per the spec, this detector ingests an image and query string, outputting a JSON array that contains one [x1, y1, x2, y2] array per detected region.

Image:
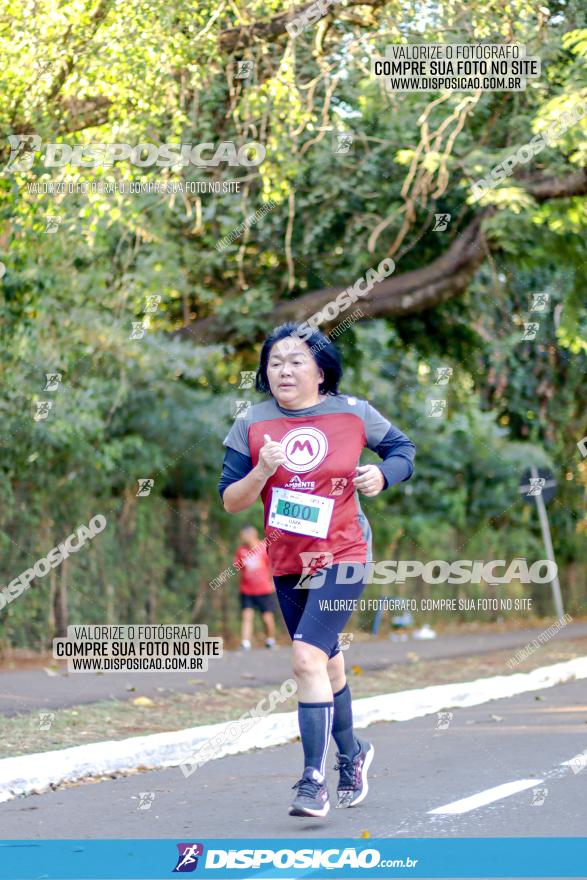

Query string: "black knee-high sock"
[[332, 683, 360, 758], [297, 701, 334, 778]]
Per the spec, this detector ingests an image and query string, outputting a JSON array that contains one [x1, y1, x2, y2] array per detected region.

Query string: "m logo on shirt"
[[281, 427, 328, 473]]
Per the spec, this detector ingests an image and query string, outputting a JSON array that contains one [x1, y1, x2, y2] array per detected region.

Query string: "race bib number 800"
[[268, 487, 334, 539]]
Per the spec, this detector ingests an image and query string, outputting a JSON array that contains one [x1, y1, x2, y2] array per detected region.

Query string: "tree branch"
[[58, 95, 112, 132], [520, 168, 587, 201], [219, 0, 387, 51], [177, 167, 586, 343]]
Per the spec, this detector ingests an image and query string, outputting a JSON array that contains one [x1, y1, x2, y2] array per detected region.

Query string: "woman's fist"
[[353, 464, 385, 497], [257, 433, 287, 477]]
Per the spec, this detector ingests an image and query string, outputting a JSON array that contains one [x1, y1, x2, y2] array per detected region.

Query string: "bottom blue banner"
[[0, 838, 586, 879]]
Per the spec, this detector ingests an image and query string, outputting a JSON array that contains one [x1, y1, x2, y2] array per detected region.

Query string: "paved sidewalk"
[[1, 622, 586, 716]]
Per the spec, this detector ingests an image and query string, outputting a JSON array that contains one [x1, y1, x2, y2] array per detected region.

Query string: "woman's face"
[[265, 336, 324, 409]]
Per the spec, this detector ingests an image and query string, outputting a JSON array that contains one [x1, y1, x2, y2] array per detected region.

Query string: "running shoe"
[[265, 637, 276, 649], [334, 737, 374, 808], [240, 640, 251, 651], [289, 767, 330, 817]]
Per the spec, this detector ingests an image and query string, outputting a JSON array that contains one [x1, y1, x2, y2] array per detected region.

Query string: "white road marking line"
[[428, 779, 544, 815], [561, 750, 587, 773]]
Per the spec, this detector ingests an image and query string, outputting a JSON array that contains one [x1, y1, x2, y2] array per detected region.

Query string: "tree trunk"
[[54, 557, 69, 637], [48, 566, 57, 645]]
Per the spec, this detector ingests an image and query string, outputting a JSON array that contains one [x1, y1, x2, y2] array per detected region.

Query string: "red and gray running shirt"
[[218, 394, 415, 576]]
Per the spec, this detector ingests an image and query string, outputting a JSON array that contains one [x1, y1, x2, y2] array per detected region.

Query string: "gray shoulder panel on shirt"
[[222, 394, 387, 453]]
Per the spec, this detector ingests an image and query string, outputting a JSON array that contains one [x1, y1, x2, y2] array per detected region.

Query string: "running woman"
[[218, 322, 415, 817]]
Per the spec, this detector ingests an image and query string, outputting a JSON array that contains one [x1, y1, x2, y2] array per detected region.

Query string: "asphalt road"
[[1, 677, 585, 843], [1, 622, 587, 716]]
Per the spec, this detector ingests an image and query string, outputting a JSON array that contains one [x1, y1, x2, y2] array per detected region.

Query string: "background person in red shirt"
[[234, 525, 277, 650]]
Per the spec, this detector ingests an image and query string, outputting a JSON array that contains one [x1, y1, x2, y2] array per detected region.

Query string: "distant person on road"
[[234, 526, 277, 651]]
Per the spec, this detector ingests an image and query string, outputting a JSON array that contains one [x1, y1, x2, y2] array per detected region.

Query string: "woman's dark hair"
[[255, 322, 343, 395]]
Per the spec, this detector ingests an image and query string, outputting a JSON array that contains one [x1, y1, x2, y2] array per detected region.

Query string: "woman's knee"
[[292, 642, 327, 679]]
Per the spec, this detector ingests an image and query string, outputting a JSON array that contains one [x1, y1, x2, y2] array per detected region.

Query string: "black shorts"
[[240, 592, 277, 613], [273, 563, 367, 658]]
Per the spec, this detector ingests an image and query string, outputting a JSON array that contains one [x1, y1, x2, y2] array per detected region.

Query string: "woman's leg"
[[273, 576, 334, 782], [298, 564, 373, 807], [278, 566, 369, 815], [293, 641, 332, 702], [273, 574, 308, 645], [327, 650, 346, 694], [328, 652, 360, 759], [292, 641, 334, 781]]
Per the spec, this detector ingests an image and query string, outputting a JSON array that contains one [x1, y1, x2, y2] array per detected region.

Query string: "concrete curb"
[[1, 655, 586, 803]]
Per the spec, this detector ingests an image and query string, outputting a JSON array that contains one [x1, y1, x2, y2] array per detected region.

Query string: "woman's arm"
[[372, 424, 416, 488], [219, 434, 286, 513], [222, 462, 272, 513], [356, 402, 416, 496]]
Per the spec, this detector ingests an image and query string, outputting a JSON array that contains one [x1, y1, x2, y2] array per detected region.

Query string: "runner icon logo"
[[329, 477, 348, 495], [173, 843, 204, 872]]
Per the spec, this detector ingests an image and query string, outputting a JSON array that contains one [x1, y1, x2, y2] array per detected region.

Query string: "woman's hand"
[[257, 433, 287, 477], [225, 434, 286, 513], [353, 464, 385, 497]]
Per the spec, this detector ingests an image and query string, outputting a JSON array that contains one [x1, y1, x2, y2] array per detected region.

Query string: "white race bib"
[[268, 487, 334, 539]]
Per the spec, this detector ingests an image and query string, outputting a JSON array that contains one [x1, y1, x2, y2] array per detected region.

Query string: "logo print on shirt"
[[284, 474, 316, 491], [281, 427, 328, 473]]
